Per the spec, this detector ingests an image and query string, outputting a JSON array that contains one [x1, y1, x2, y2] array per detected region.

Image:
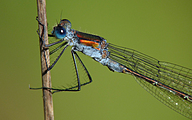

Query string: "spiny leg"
[[50, 50, 93, 93]]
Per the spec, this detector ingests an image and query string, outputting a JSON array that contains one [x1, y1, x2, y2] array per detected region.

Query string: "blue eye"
[[53, 26, 66, 39]]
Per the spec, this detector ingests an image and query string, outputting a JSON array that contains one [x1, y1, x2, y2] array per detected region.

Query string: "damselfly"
[[34, 18, 192, 119]]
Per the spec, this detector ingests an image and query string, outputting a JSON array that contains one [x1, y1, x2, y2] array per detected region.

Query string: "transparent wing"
[[107, 43, 192, 119]]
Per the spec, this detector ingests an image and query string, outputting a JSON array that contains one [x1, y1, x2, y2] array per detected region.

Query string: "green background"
[[1, 0, 192, 120]]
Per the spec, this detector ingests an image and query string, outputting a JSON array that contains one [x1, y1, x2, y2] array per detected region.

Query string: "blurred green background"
[[0, 0, 192, 120]]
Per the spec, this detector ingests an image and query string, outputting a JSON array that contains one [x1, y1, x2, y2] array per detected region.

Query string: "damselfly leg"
[[30, 18, 92, 93]]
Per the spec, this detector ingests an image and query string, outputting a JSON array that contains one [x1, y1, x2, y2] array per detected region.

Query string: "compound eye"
[[60, 19, 71, 29], [53, 26, 66, 39]]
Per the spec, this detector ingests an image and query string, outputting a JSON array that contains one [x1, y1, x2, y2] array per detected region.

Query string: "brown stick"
[[37, 0, 54, 120]]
